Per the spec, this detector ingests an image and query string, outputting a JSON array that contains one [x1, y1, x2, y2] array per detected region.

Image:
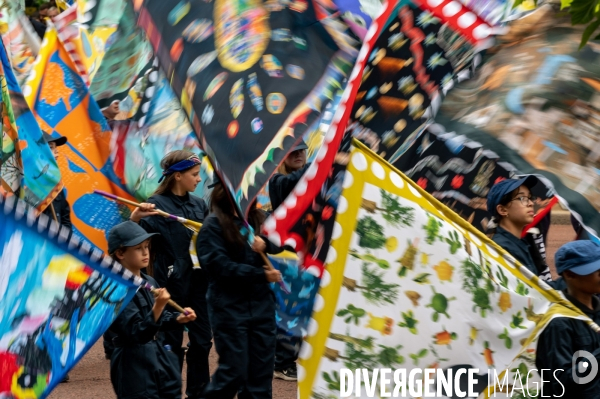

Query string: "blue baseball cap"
[[486, 176, 538, 214], [556, 240, 600, 276]]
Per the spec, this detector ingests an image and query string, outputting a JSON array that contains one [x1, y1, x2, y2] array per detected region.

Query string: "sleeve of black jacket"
[[196, 216, 267, 282], [111, 297, 163, 345], [60, 194, 72, 230], [536, 318, 600, 397], [268, 164, 310, 210]]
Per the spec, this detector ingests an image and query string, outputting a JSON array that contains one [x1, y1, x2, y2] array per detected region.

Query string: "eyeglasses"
[[510, 196, 537, 206]]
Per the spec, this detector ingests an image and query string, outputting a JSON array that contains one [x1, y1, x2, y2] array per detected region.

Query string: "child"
[[269, 141, 309, 211], [196, 180, 282, 398], [486, 176, 556, 276], [130, 150, 211, 399], [107, 221, 197, 399], [536, 240, 600, 397], [268, 140, 309, 381]]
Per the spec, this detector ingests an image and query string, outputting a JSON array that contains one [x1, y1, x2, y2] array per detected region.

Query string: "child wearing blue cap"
[[536, 240, 600, 397], [487, 176, 542, 275], [106, 221, 197, 399]]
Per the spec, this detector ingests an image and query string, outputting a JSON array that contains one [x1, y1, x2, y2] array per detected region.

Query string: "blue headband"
[[158, 156, 201, 183]]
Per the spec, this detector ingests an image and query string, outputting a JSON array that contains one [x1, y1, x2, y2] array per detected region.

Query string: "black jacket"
[[493, 227, 566, 290], [139, 192, 207, 299], [268, 164, 310, 211], [196, 214, 281, 311], [536, 292, 600, 398], [109, 274, 183, 398], [43, 189, 71, 229], [493, 227, 537, 275]]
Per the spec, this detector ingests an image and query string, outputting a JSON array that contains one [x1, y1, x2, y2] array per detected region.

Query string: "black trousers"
[[162, 269, 212, 398], [274, 330, 300, 370], [204, 300, 276, 399], [110, 341, 181, 399]]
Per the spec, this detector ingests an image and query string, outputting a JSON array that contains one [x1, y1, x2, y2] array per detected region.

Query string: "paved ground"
[[49, 225, 575, 399]]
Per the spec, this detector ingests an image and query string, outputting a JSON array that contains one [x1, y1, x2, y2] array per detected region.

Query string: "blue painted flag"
[[0, 195, 140, 399]]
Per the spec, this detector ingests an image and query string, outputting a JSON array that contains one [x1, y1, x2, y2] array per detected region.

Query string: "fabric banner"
[[264, 0, 491, 275], [0, 40, 62, 211], [427, 6, 600, 239], [298, 141, 598, 398], [0, 195, 139, 399], [0, 1, 40, 86], [23, 27, 137, 251], [111, 70, 215, 202], [88, 2, 154, 109], [53, 4, 118, 86], [269, 252, 320, 339], [131, 0, 358, 218]]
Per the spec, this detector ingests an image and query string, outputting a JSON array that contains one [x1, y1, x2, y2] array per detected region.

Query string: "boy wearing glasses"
[[486, 176, 543, 277]]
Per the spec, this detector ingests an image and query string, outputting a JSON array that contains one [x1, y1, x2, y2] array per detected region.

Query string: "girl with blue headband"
[[129, 150, 212, 399]]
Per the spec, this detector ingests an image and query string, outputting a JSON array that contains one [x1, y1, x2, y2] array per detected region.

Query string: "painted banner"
[[427, 6, 600, 239], [270, 252, 320, 339], [0, 40, 62, 211], [0, 1, 39, 86], [298, 141, 598, 398], [112, 71, 216, 202], [53, 4, 118, 86], [88, 2, 154, 109], [0, 195, 139, 399], [264, 0, 492, 275], [23, 26, 137, 251], [131, 0, 358, 218]]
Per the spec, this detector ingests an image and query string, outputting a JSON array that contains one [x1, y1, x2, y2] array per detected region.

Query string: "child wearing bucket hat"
[[106, 221, 197, 399], [536, 240, 600, 397]]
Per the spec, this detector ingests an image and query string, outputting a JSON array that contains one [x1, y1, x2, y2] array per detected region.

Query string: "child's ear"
[[114, 248, 126, 261], [496, 203, 508, 218]]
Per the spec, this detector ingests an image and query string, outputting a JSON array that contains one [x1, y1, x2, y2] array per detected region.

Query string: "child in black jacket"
[[536, 240, 600, 397], [196, 182, 282, 399], [107, 221, 196, 399]]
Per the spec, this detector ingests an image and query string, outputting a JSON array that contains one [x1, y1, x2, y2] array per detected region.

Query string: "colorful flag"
[[263, 0, 494, 274], [131, 0, 358, 218], [269, 252, 320, 338], [0, 194, 139, 399], [88, 2, 154, 109], [298, 141, 598, 398], [53, 4, 118, 86], [0, 40, 62, 211], [423, 5, 600, 240], [0, 1, 39, 86], [22, 26, 137, 251]]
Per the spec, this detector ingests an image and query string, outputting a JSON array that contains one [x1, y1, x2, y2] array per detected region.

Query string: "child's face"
[[175, 164, 201, 193], [116, 239, 151, 270], [496, 185, 534, 227], [567, 270, 600, 295]]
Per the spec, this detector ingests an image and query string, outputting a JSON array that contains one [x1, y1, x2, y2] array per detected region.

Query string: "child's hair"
[[39, 3, 52, 11], [487, 189, 517, 237], [210, 184, 265, 247], [153, 150, 198, 196], [277, 150, 306, 175]]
